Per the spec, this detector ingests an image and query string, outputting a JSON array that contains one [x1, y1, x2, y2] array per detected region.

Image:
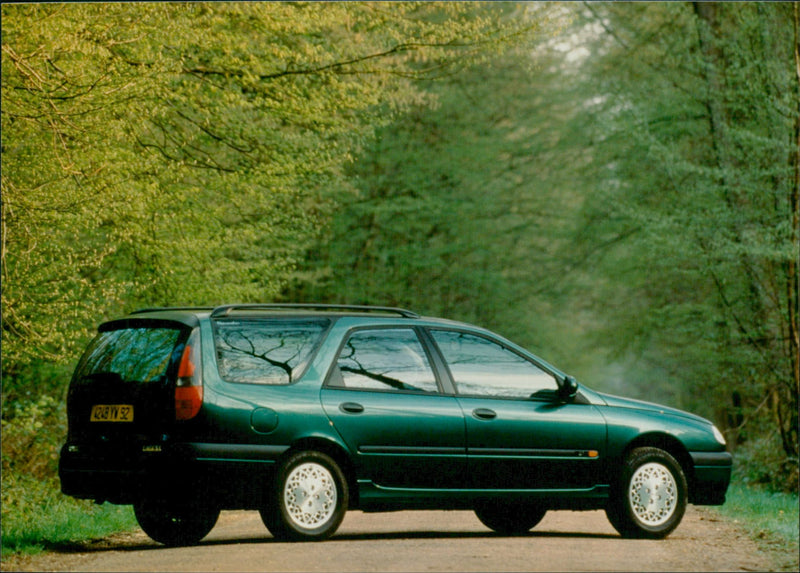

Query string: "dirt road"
[[4, 507, 779, 572]]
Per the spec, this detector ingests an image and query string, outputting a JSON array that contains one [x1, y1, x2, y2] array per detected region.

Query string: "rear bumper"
[[689, 451, 733, 506], [59, 442, 193, 504], [59, 441, 289, 506]]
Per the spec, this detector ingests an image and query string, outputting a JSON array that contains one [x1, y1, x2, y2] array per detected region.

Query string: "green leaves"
[[565, 2, 798, 475], [1, 2, 539, 375]]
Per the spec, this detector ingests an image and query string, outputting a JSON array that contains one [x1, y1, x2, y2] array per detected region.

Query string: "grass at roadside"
[[0, 476, 137, 557], [710, 480, 799, 572]]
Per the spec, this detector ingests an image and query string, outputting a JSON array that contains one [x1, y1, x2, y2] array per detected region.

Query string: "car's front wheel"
[[262, 450, 348, 541], [474, 501, 547, 535], [606, 447, 687, 539], [133, 500, 219, 546]]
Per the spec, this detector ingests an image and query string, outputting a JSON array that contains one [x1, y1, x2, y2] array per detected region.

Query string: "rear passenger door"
[[321, 327, 466, 489]]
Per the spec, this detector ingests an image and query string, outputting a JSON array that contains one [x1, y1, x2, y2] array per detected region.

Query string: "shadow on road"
[[43, 528, 619, 555], [331, 530, 619, 542]]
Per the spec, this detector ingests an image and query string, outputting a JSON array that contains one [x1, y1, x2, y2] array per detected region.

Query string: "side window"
[[334, 329, 438, 393], [214, 318, 329, 385], [431, 330, 556, 399]]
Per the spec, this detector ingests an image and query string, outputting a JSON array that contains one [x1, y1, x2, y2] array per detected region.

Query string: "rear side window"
[[333, 328, 438, 393], [214, 318, 329, 385], [74, 327, 185, 384]]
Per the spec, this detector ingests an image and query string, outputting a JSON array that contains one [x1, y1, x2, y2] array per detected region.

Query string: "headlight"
[[712, 425, 726, 446]]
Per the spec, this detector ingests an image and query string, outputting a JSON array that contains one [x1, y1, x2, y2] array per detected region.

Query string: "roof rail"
[[210, 304, 420, 319], [130, 306, 215, 315]]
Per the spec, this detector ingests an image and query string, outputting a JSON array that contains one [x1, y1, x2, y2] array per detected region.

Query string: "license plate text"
[[90, 404, 134, 422]]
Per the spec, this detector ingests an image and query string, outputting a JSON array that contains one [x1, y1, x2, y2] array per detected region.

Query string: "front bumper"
[[690, 451, 733, 505]]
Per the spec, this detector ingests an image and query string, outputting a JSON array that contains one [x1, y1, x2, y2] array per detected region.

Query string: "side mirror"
[[559, 375, 579, 401]]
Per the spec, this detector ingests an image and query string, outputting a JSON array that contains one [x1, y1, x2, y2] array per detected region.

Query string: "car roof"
[[116, 304, 481, 330], [208, 304, 421, 319], [124, 304, 419, 321]]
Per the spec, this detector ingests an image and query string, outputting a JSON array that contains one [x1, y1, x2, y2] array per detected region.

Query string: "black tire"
[[259, 503, 280, 536], [474, 501, 547, 535], [263, 450, 348, 541], [133, 500, 219, 546], [606, 447, 688, 539]]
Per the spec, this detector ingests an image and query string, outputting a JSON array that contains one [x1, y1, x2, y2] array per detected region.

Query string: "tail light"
[[175, 329, 203, 421]]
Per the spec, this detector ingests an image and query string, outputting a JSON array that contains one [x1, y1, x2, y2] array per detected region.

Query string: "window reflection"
[[215, 319, 328, 385], [431, 330, 555, 398], [77, 327, 183, 384], [336, 329, 438, 393]]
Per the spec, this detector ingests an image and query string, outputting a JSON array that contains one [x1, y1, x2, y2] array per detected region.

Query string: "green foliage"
[[0, 392, 136, 556], [2, 1, 539, 384], [1, 394, 65, 481], [713, 481, 799, 571], [1, 475, 136, 556], [0, 362, 73, 412], [733, 434, 800, 494], [563, 2, 798, 480], [291, 5, 571, 352]]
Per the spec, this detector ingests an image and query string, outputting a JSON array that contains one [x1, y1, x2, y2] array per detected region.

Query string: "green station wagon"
[[59, 304, 732, 545]]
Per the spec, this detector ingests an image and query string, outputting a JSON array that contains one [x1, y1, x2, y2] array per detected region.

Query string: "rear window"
[[74, 326, 186, 384], [214, 318, 329, 385]]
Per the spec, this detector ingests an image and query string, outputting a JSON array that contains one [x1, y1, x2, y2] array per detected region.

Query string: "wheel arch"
[[618, 433, 695, 493], [281, 436, 360, 508]]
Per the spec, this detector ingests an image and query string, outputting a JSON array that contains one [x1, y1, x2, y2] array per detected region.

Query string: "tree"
[[1, 2, 541, 393], [566, 1, 798, 489], [290, 4, 580, 351]]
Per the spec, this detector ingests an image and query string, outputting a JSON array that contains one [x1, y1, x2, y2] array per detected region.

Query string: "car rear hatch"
[[67, 318, 195, 441], [60, 315, 200, 500]]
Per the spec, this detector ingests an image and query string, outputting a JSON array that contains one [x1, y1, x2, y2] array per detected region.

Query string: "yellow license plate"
[[90, 404, 134, 422]]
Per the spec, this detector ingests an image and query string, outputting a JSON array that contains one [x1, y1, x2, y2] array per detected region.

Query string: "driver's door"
[[429, 329, 607, 490]]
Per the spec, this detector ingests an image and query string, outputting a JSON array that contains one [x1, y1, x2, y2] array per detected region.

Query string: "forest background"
[[2, 1, 798, 541]]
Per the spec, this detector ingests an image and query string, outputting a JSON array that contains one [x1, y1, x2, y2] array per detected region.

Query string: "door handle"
[[340, 402, 364, 414], [472, 408, 497, 420]]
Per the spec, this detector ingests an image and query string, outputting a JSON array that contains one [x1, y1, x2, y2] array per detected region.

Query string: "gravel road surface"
[[3, 506, 778, 572]]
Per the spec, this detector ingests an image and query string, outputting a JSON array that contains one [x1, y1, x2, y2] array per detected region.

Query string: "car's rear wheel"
[[133, 500, 219, 546], [606, 447, 687, 539], [262, 450, 348, 541], [474, 501, 547, 535]]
